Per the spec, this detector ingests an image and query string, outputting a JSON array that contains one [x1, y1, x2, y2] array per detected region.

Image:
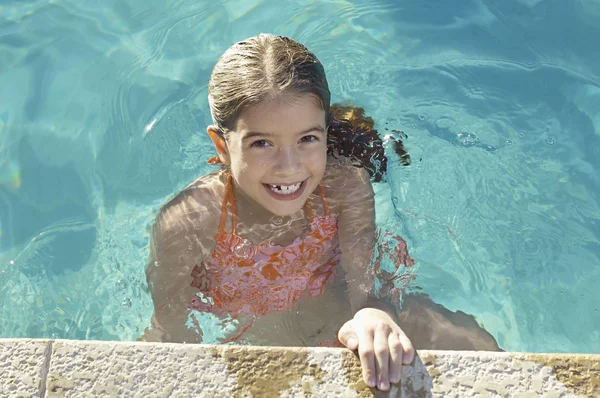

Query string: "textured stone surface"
[[520, 353, 600, 398], [1, 338, 599, 397], [0, 339, 49, 397], [47, 340, 232, 397], [420, 351, 578, 398]]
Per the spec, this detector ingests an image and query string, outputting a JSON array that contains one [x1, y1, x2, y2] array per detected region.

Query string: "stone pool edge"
[[1, 339, 599, 397]]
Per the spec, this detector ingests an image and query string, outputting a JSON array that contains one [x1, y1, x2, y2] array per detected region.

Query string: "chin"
[[259, 184, 314, 217], [269, 204, 304, 217]]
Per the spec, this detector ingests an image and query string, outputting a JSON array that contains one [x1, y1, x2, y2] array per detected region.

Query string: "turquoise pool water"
[[0, 0, 599, 353]]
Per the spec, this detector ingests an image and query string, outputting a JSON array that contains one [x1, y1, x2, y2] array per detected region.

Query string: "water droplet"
[[418, 115, 425, 121], [271, 216, 283, 226], [411, 124, 416, 128], [128, 275, 136, 282], [392, 196, 399, 206], [120, 298, 132, 308], [154, 261, 160, 267], [505, 140, 513, 145], [519, 133, 524, 138], [505, 260, 511, 264], [9, 260, 14, 265], [234, 240, 252, 259], [458, 132, 480, 146], [545, 137, 556, 145], [187, 245, 193, 251], [51, 333, 58, 339], [115, 279, 127, 290]]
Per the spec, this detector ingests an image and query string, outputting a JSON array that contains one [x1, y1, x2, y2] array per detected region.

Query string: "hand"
[[338, 307, 415, 391]]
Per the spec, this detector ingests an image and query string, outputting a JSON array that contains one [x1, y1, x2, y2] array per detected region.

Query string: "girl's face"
[[210, 93, 328, 217]]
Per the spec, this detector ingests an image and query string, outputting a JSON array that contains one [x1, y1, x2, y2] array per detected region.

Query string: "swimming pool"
[[0, 0, 598, 354]]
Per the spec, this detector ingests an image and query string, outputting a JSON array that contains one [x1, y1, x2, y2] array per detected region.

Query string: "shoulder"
[[154, 170, 225, 240], [319, 156, 374, 213], [323, 155, 371, 182], [321, 156, 373, 193]]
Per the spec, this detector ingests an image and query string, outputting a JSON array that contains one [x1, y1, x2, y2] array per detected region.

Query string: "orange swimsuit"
[[188, 173, 341, 341]]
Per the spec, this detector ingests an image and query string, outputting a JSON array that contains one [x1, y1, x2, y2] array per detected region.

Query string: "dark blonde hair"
[[208, 34, 330, 132], [207, 34, 410, 181]]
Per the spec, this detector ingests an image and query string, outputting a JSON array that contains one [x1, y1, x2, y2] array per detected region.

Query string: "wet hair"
[[328, 104, 410, 182], [208, 33, 409, 181], [208, 34, 329, 131]]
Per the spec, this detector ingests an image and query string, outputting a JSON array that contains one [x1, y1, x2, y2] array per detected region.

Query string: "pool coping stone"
[[1, 339, 599, 397]]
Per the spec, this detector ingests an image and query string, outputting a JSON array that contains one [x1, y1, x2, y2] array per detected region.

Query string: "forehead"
[[234, 93, 326, 134]]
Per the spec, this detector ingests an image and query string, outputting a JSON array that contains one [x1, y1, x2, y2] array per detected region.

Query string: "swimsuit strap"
[[218, 173, 237, 235], [305, 184, 329, 219]]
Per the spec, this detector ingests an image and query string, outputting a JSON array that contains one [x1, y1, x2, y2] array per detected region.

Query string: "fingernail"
[[379, 381, 389, 390], [390, 372, 399, 383], [403, 353, 413, 363], [367, 377, 376, 387]]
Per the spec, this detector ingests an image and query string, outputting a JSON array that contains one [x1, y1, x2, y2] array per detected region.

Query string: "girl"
[[141, 34, 499, 392]]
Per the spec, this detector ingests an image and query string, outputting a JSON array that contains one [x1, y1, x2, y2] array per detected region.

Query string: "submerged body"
[[142, 157, 410, 346]]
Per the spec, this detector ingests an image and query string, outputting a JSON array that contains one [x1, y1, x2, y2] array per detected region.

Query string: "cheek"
[[248, 158, 270, 170], [239, 152, 270, 171], [255, 158, 270, 169], [306, 145, 327, 165]]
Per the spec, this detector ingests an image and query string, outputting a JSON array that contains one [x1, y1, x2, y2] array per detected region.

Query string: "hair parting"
[[207, 34, 410, 181]]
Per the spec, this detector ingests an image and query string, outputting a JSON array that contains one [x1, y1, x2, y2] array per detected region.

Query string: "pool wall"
[[1, 339, 599, 397]]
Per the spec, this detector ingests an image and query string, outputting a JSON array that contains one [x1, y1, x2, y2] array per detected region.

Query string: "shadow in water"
[[0, 136, 96, 277]]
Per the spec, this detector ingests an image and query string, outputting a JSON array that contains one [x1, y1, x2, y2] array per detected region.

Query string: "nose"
[[273, 145, 301, 177]]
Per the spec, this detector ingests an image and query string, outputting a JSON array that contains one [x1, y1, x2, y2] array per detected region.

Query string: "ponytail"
[[327, 104, 410, 182]]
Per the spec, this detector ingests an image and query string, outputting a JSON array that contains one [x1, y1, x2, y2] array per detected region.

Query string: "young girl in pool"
[[142, 34, 500, 391]]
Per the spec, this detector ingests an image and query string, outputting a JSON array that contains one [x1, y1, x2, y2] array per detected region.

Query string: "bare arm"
[[141, 187, 219, 344], [336, 166, 397, 318], [334, 164, 415, 391]]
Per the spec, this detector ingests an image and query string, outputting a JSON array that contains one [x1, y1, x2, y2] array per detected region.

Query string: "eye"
[[250, 140, 271, 148], [300, 135, 319, 143]]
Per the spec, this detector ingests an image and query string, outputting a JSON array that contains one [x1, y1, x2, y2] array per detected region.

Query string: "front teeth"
[[268, 182, 302, 195]]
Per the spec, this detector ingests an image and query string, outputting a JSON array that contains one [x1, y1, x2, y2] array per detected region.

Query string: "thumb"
[[337, 321, 359, 350]]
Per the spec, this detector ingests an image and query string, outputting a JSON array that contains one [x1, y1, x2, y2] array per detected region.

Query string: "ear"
[[207, 126, 231, 165]]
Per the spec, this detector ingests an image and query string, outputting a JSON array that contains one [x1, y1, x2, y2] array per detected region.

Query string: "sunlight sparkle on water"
[[0, 160, 21, 189]]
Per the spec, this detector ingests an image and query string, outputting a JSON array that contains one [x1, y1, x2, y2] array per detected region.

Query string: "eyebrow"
[[242, 126, 326, 142]]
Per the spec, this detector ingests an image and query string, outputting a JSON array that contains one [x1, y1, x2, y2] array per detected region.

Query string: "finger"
[[337, 322, 359, 350], [373, 325, 390, 391], [388, 333, 403, 384], [399, 331, 415, 364], [357, 327, 376, 388]]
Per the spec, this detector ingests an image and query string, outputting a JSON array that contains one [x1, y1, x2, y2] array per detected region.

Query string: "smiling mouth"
[[262, 179, 308, 200], [266, 181, 303, 195]]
